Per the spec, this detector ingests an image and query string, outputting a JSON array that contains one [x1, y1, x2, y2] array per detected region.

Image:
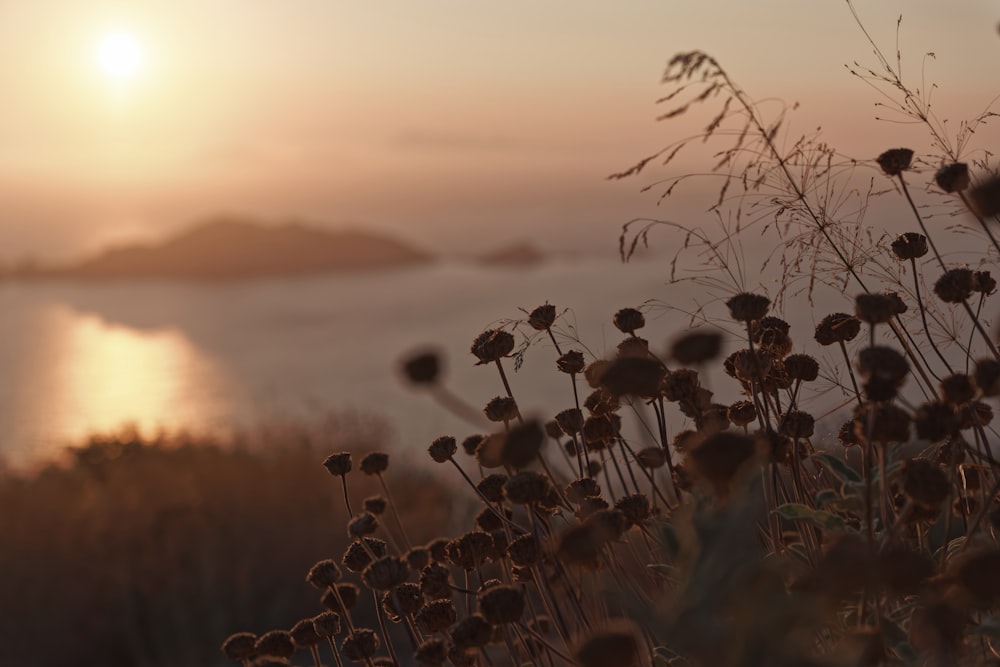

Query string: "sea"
[[0, 254, 861, 470]]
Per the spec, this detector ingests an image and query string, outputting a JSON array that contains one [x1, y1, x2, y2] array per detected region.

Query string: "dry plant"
[[221, 7, 1000, 667]]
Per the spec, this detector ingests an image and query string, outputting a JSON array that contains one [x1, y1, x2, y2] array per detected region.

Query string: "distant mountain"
[[477, 241, 546, 267], [23, 219, 433, 282]]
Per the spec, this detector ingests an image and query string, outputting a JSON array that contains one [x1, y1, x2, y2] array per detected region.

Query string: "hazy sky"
[[0, 0, 997, 261]]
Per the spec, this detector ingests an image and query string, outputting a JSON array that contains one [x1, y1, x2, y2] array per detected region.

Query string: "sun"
[[96, 32, 143, 80]]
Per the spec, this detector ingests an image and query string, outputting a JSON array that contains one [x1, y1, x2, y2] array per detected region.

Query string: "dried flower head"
[[255, 630, 295, 659], [856, 346, 909, 386], [671, 330, 723, 364], [784, 354, 819, 382], [221, 632, 257, 661], [815, 313, 861, 345], [975, 359, 1000, 396], [934, 268, 975, 303], [476, 473, 509, 503], [688, 431, 756, 492], [600, 356, 666, 398], [853, 404, 911, 443], [347, 512, 379, 539], [615, 493, 652, 527], [838, 421, 860, 448], [290, 619, 321, 648], [855, 293, 898, 325], [500, 420, 544, 469], [460, 434, 484, 456], [426, 538, 450, 563], [974, 270, 996, 295], [970, 175, 1000, 217], [428, 435, 457, 463], [312, 612, 341, 637], [413, 638, 448, 667], [322, 583, 360, 612], [616, 336, 649, 357], [779, 410, 815, 439], [342, 537, 387, 572], [307, 559, 342, 589], [556, 349, 586, 374], [420, 563, 452, 599], [891, 232, 929, 260], [448, 532, 495, 570], [359, 452, 389, 475], [583, 388, 620, 415], [401, 349, 441, 386], [565, 477, 602, 503], [503, 471, 554, 505], [935, 162, 970, 193], [583, 359, 611, 388], [582, 414, 620, 449], [527, 303, 556, 330], [727, 400, 758, 427], [470, 328, 515, 365], [914, 401, 960, 442], [415, 599, 458, 634], [940, 374, 976, 406], [483, 396, 519, 423], [506, 534, 540, 566], [725, 292, 770, 322], [451, 614, 493, 648], [958, 400, 993, 430], [635, 446, 667, 469], [477, 584, 525, 625], [341, 629, 379, 662], [322, 452, 353, 476], [876, 147, 913, 176], [612, 307, 645, 334], [554, 408, 585, 436], [362, 555, 409, 591]]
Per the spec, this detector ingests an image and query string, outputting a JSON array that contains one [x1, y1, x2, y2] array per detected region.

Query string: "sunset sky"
[[1, 0, 997, 261]]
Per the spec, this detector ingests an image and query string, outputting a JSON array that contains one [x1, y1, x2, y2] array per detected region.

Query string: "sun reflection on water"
[[4, 303, 230, 467]]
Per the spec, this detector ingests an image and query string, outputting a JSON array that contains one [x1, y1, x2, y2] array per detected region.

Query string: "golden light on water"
[[12, 305, 229, 464]]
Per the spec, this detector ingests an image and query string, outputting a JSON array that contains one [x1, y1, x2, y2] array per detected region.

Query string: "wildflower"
[[451, 614, 493, 648], [306, 559, 342, 589], [935, 162, 970, 193], [634, 446, 667, 468], [322, 452, 352, 476], [934, 268, 975, 303], [503, 471, 554, 505], [254, 630, 295, 659], [484, 395, 519, 422], [613, 307, 645, 334], [312, 612, 341, 637], [428, 435, 457, 463], [725, 292, 770, 322], [476, 473, 508, 503], [554, 408, 585, 435], [347, 512, 379, 538], [891, 232, 929, 260], [527, 303, 556, 330], [814, 312, 861, 345], [600, 356, 666, 397], [784, 354, 819, 381], [855, 293, 898, 324], [470, 328, 514, 364], [477, 584, 525, 624], [401, 349, 441, 386], [362, 555, 409, 591], [875, 147, 913, 176], [500, 419, 543, 469], [670, 330, 723, 364], [975, 359, 1000, 396], [341, 629, 379, 662], [415, 599, 457, 634], [940, 374, 976, 405], [221, 633, 257, 661], [779, 410, 815, 439], [359, 452, 389, 475], [556, 349, 586, 374], [290, 619, 321, 648]]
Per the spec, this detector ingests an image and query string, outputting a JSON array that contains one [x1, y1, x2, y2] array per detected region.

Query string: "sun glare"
[[97, 32, 143, 80]]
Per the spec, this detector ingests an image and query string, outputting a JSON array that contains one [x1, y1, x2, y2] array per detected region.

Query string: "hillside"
[[33, 219, 433, 281]]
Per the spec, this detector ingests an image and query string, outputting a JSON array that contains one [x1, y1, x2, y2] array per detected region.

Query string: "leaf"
[[774, 503, 845, 531], [812, 452, 861, 484], [648, 564, 675, 578], [814, 489, 839, 508]]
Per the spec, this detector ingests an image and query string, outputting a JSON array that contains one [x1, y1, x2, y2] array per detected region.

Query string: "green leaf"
[[812, 452, 861, 484], [814, 489, 839, 508]]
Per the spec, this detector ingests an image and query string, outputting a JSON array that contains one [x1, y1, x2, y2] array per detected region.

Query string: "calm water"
[[0, 256, 850, 469]]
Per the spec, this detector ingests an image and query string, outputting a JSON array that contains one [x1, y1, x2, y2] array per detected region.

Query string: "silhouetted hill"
[[477, 241, 546, 267], [28, 219, 433, 281]]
